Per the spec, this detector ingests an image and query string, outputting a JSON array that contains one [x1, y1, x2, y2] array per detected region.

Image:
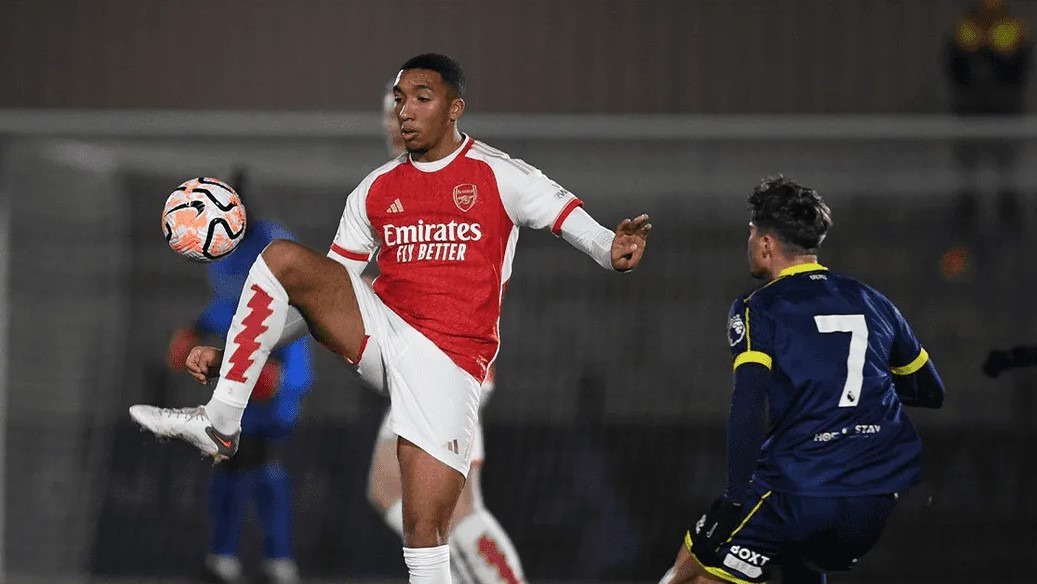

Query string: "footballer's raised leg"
[[131, 240, 367, 459]]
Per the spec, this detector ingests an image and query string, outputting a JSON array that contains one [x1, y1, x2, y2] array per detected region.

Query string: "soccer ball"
[[162, 177, 247, 262]]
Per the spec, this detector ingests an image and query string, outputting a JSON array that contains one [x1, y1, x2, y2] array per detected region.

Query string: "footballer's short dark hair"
[[400, 53, 466, 98], [748, 176, 832, 254]]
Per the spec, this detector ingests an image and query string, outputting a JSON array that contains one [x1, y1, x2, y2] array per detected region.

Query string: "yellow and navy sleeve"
[[887, 302, 928, 375], [728, 297, 775, 372], [724, 298, 773, 501], [885, 299, 944, 408]]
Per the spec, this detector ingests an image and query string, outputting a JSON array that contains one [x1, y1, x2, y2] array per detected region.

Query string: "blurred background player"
[[659, 177, 945, 584], [983, 343, 1037, 377], [945, 0, 1032, 239], [982, 343, 1037, 418], [365, 86, 526, 584], [166, 170, 314, 584]]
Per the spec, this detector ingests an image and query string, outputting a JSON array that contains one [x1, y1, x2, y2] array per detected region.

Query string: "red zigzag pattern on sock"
[[225, 284, 274, 382], [478, 534, 521, 584]]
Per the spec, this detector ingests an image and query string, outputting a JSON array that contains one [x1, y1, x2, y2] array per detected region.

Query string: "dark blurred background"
[[2, 0, 1036, 582], [0, 0, 1034, 113]]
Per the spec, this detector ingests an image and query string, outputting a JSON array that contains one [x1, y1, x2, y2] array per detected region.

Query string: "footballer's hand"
[[611, 214, 651, 271], [982, 349, 1009, 378], [694, 498, 744, 554], [185, 346, 223, 384]]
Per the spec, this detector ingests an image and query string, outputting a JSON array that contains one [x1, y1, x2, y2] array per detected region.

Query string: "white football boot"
[[128, 404, 239, 460]]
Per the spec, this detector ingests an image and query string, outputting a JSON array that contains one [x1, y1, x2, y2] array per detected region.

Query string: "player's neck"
[[411, 129, 465, 163], [767, 255, 819, 280]]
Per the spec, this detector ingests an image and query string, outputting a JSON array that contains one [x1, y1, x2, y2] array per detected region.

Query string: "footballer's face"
[[747, 222, 771, 279], [392, 68, 465, 161]]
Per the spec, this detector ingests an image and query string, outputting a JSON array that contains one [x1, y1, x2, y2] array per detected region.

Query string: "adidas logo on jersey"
[[387, 198, 404, 214]]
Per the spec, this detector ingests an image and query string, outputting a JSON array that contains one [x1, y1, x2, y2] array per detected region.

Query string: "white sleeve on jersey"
[[472, 142, 617, 270], [558, 207, 616, 270], [328, 174, 379, 275], [484, 151, 584, 232], [474, 142, 618, 269]]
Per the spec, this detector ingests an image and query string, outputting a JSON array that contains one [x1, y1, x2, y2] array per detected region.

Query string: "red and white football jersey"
[[331, 136, 583, 382]]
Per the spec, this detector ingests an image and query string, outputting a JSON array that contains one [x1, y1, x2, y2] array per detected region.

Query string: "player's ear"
[[449, 97, 465, 121], [760, 233, 774, 258]]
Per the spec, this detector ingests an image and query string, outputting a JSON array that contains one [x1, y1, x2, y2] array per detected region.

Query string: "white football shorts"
[[343, 268, 482, 477], [376, 385, 491, 465]]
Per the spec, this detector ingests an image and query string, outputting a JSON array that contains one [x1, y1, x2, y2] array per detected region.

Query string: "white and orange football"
[[162, 177, 247, 262]]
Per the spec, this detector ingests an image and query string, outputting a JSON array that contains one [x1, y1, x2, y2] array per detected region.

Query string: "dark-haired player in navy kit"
[[659, 177, 945, 584]]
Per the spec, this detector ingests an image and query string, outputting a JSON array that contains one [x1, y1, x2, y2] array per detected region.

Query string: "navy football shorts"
[[685, 483, 898, 583]]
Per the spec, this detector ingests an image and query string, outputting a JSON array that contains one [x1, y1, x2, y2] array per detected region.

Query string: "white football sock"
[[383, 499, 405, 538], [450, 509, 525, 584], [404, 545, 451, 584], [206, 256, 289, 434]]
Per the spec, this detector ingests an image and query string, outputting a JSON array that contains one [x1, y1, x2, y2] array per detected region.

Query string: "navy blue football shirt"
[[727, 263, 929, 496]]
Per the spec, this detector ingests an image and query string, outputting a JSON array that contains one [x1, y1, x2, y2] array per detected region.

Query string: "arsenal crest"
[[453, 184, 478, 212]]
